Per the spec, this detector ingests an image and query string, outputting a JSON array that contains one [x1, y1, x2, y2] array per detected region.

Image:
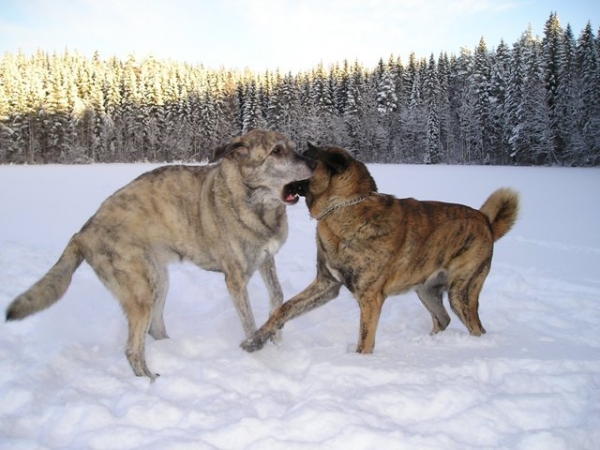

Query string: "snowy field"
[[1, 162, 599, 450]]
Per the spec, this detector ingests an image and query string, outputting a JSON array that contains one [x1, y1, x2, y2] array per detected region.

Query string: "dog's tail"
[[6, 237, 84, 321], [480, 188, 520, 242]]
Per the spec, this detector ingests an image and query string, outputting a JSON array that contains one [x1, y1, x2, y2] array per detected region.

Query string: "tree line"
[[0, 12, 598, 166]]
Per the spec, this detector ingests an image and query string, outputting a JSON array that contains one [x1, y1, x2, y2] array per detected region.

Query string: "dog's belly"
[[169, 234, 284, 275]]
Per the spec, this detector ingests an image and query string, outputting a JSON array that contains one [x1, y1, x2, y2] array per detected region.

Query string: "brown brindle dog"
[[242, 143, 519, 354]]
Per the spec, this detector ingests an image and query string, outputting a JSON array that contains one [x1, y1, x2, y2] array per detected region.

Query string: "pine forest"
[[0, 13, 598, 166]]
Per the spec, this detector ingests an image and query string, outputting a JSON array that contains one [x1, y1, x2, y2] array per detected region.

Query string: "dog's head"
[[285, 143, 378, 211], [211, 130, 314, 205]]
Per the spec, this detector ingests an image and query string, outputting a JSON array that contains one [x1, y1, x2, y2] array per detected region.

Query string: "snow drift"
[[1, 163, 599, 449]]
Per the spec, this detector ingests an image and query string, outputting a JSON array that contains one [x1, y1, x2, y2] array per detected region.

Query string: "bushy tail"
[[479, 188, 520, 242], [6, 237, 84, 321]]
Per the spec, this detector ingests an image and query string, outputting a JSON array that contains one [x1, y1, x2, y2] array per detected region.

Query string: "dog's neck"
[[311, 194, 373, 221]]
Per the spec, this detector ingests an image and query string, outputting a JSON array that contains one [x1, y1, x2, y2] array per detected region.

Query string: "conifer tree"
[[473, 38, 493, 163], [543, 12, 567, 162], [423, 54, 441, 163], [576, 23, 600, 164], [0, 15, 597, 166], [555, 24, 583, 164], [489, 40, 511, 164]]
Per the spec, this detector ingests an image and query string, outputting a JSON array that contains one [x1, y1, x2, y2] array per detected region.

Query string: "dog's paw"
[[240, 336, 266, 353], [240, 330, 277, 353]]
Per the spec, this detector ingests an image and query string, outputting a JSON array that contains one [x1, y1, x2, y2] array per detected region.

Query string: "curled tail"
[[6, 237, 84, 321], [479, 188, 520, 242]]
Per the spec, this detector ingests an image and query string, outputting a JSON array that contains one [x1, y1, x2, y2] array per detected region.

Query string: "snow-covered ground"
[[1, 162, 599, 450]]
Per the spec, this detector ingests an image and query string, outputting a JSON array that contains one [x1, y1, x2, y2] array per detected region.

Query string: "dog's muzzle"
[[282, 179, 309, 205]]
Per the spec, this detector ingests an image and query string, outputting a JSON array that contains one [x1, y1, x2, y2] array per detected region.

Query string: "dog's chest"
[[318, 237, 349, 284], [255, 207, 287, 258], [318, 227, 368, 290], [262, 236, 283, 258], [247, 225, 285, 267], [324, 260, 344, 283]]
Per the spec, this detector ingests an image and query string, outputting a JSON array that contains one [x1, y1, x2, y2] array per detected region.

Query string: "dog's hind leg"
[[416, 269, 451, 334], [259, 256, 284, 343], [86, 247, 161, 380], [116, 263, 163, 380], [448, 262, 490, 336], [123, 299, 156, 380]]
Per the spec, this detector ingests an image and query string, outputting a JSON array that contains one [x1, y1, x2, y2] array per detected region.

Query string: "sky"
[[0, 0, 597, 73]]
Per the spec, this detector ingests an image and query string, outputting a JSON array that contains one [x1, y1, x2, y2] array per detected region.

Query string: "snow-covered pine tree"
[[543, 12, 567, 163], [576, 23, 600, 164], [473, 38, 493, 163], [423, 54, 441, 164]]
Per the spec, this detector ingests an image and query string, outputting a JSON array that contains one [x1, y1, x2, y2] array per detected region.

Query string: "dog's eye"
[[271, 145, 284, 156]]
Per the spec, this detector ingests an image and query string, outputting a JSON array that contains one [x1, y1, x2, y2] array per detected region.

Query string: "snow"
[[1, 162, 599, 450]]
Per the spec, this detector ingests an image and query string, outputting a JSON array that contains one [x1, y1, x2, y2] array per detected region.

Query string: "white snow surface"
[[1, 163, 599, 450]]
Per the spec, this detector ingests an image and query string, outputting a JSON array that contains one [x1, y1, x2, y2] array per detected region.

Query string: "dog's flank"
[[241, 143, 519, 353], [6, 130, 313, 380]]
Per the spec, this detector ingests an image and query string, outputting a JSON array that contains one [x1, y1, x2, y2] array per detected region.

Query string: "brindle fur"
[[6, 130, 313, 380], [242, 143, 519, 354]]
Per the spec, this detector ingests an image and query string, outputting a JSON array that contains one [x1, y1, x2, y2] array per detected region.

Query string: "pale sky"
[[0, 0, 597, 72]]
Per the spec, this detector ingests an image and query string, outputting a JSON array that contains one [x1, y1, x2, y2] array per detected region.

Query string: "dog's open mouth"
[[282, 183, 300, 205], [282, 180, 309, 205]]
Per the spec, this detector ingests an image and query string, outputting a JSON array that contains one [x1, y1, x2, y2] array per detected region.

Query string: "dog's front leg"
[[259, 256, 284, 344], [241, 275, 341, 352], [356, 292, 386, 354], [224, 272, 257, 339]]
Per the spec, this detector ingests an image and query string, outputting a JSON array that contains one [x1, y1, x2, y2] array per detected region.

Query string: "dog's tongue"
[[285, 192, 299, 204]]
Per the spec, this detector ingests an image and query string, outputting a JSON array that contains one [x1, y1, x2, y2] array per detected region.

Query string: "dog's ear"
[[305, 143, 349, 174], [324, 152, 350, 174], [306, 141, 319, 154], [210, 140, 250, 163], [305, 142, 324, 160]]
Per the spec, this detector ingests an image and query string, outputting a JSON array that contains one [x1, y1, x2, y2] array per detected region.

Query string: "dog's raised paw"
[[240, 337, 265, 353], [240, 340, 257, 352]]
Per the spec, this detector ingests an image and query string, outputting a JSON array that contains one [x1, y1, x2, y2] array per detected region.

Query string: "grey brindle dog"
[[6, 130, 314, 380]]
